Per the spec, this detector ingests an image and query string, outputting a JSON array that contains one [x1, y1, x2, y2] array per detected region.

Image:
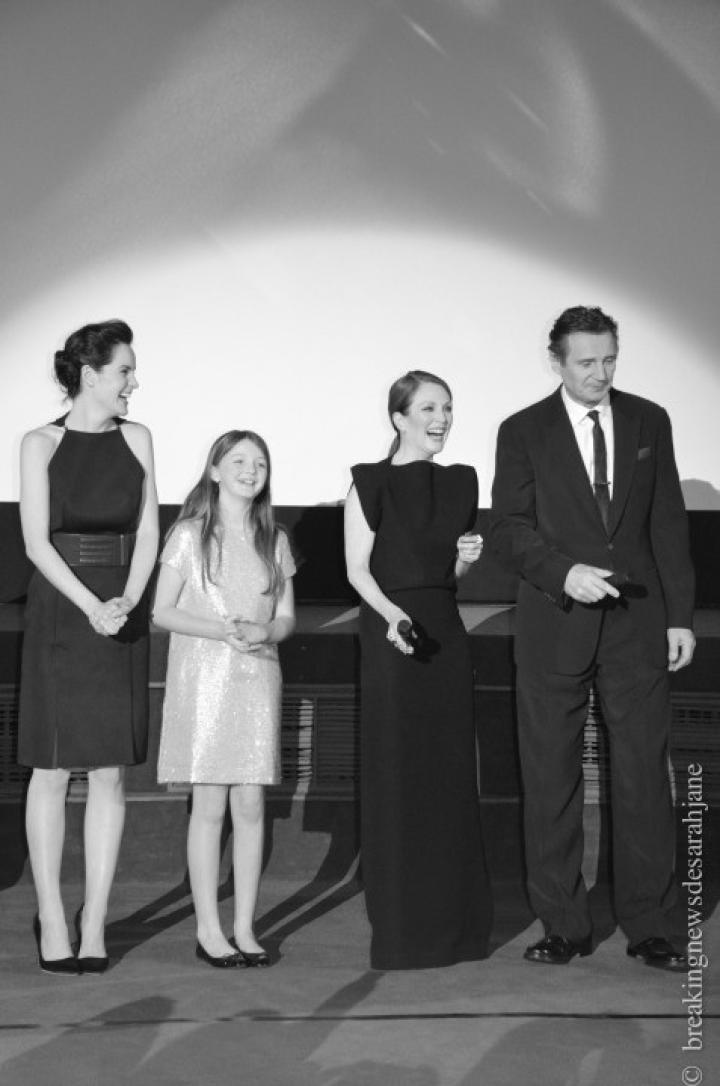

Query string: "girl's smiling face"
[[211, 438, 268, 503]]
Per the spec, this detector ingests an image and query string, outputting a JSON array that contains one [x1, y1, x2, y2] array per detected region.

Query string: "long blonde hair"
[[169, 430, 285, 599]]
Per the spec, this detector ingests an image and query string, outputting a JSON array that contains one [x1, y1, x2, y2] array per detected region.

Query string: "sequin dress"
[[157, 521, 295, 785]]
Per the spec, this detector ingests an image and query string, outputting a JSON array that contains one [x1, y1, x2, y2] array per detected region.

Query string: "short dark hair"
[[54, 319, 133, 398], [548, 307, 618, 361]]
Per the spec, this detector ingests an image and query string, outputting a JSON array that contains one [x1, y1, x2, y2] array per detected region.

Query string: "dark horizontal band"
[[51, 532, 135, 567]]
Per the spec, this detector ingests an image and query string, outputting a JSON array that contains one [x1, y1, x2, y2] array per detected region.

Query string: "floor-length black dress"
[[351, 458, 492, 969], [18, 417, 149, 769]]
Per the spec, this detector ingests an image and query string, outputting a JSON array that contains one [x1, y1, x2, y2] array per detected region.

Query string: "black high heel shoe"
[[229, 936, 271, 967], [74, 906, 109, 975], [195, 942, 242, 968], [33, 916, 79, 976]]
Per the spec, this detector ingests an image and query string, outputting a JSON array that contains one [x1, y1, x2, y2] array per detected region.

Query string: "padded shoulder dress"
[[351, 458, 492, 969], [18, 417, 149, 769]]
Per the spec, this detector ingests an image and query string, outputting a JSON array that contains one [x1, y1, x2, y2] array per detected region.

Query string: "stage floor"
[[1, 803, 718, 1086]]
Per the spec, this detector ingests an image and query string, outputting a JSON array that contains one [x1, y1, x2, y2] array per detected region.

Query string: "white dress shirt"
[[560, 387, 614, 499]]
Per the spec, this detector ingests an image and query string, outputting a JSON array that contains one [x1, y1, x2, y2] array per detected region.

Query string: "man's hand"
[[563, 565, 621, 605], [667, 627, 695, 672]]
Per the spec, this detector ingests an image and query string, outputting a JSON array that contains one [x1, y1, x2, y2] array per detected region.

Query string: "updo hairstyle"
[[54, 319, 133, 399]]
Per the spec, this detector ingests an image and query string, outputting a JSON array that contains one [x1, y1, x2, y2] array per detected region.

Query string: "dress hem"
[[19, 758, 147, 770], [158, 777, 279, 786], [369, 944, 490, 971]]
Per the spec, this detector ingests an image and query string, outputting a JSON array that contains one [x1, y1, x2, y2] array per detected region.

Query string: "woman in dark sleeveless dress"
[[345, 370, 492, 969], [18, 320, 158, 973]]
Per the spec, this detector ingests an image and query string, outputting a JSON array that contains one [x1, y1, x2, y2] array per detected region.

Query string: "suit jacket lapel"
[[608, 389, 641, 535]]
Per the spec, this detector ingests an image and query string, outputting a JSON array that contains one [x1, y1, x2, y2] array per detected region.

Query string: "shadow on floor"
[[104, 791, 365, 965]]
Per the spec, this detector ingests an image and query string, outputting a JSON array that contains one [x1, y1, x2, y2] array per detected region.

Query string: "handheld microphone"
[[397, 619, 420, 648]]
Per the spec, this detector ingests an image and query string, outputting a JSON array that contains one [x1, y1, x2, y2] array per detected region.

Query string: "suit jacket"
[[488, 387, 695, 672]]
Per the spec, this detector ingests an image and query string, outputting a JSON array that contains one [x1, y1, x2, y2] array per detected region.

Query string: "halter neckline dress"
[[18, 416, 149, 769]]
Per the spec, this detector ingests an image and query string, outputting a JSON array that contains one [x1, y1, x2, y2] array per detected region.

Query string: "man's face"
[[551, 331, 617, 407]]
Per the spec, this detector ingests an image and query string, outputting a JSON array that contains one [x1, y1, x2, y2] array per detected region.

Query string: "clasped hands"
[[88, 595, 134, 637], [223, 617, 268, 653]]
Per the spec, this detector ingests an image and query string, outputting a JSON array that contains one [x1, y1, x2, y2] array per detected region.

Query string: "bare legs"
[[230, 784, 265, 954], [188, 784, 237, 957], [25, 765, 125, 960], [26, 768, 72, 959], [79, 766, 125, 957], [188, 783, 265, 956]]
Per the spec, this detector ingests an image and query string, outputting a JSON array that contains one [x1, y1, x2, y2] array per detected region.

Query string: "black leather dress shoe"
[[524, 933, 592, 965], [627, 937, 687, 971], [195, 942, 241, 968]]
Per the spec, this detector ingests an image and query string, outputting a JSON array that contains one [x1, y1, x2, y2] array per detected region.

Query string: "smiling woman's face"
[[392, 381, 453, 460], [85, 342, 138, 416]]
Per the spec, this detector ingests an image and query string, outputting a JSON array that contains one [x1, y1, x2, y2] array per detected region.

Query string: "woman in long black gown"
[[345, 370, 492, 969], [18, 320, 158, 973]]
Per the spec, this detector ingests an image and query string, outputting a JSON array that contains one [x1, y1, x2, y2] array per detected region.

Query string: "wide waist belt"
[[52, 532, 135, 567]]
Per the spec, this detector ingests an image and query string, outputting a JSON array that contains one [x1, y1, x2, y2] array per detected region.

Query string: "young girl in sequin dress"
[[154, 431, 295, 968]]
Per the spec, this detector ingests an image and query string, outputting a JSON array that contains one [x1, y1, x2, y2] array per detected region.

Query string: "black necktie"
[[588, 409, 610, 530]]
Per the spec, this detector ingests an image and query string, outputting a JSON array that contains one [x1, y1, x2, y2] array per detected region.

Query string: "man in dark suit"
[[488, 306, 695, 970]]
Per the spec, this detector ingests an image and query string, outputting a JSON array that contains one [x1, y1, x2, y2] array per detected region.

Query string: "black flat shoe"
[[74, 906, 110, 974], [627, 937, 687, 972], [33, 916, 79, 976], [230, 937, 271, 967], [195, 942, 242, 968], [77, 954, 110, 974], [523, 933, 592, 965]]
